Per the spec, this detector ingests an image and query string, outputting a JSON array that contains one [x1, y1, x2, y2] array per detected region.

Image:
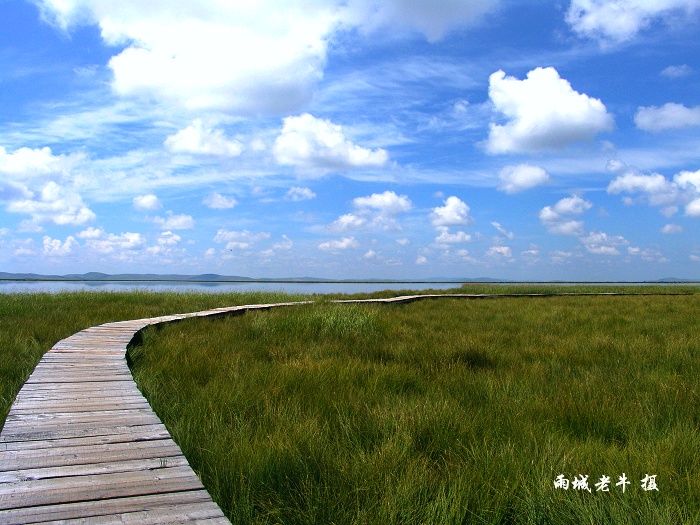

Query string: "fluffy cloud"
[[435, 227, 471, 244], [133, 194, 161, 210], [214, 229, 270, 250], [319, 236, 360, 251], [203, 193, 238, 209], [35, 1, 500, 114], [487, 246, 512, 257], [79, 229, 145, 254], [353, 191, 412, 215], [430, 196, 472, 227], [43, 235, 78, 256], [6, 181, 95, 226], [158, 231, 181, 245], [607, 164, 700, 216], [36, 1, 340, 113], [164, 119, 243, 156], [0, 146, 74, 178], [566, 0, 700, 43], [497, 164, 550, 193], [273, 114, 388, 173], [539, 195, 592, 236], [331, 190, 412, 232], [580, 231, 628, 256], [152, 212, 195, 230], [634, 103, 700, 132], [285, 187, 317, 201], [487, 67, 613, 154]]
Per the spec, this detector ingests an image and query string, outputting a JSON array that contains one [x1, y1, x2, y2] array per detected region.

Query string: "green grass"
[[126, 290, 700, 524], [0, 290, 306, 425]]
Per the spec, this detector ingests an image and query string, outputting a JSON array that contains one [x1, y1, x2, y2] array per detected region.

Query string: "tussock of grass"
[[129, 292, 700, 524]]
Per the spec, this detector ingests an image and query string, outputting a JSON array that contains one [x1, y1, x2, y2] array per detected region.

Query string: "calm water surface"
[[0, 280, 464, 295]]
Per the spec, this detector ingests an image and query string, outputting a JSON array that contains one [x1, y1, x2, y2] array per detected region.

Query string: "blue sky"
[[1, 0, 699, 280]]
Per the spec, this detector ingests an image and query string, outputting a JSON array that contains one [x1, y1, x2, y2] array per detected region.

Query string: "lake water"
[[0, 280, 466, 295]]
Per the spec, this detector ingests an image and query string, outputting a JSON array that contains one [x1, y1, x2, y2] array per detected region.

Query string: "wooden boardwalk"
[[0, 292, 628, 523]]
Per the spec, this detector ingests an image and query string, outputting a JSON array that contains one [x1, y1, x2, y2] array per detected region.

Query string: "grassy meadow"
[[125, 289, 700, 524], [2, 286, 700, 524], [0, 289, 306, 424]]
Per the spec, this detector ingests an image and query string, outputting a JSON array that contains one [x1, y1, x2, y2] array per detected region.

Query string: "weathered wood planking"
[[2, 292, 633, 524], [0, 305, 254, 524]]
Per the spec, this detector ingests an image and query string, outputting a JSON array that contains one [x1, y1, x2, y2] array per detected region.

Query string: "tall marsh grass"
[[129, 292, 700, 524], [0, 290, 305, 425]]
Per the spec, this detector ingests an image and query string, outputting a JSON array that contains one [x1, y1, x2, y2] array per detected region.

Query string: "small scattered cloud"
[[486, 67, 613, 154], [487, 245, 512, 258], [319, 236, 360, 252], [214, 229, 270, 250], [416, 255, 428, 265], [635, 103, 700, 132], [430, 196, 472, 227], [497, 164, 550, 193], [165, 119, 243, 156], [273, 113, 388, 173], [152, 212, 195, 230], [580, 230, 628, 256], [491, 222, 515, 240], [566, 0, 700, 43], [6, 181, 95, 226], [661, 64, 693, 78], [285, 187, 317, 201], [331, 190, 412, 232], [43, 235, 77, 256], [607, 164, 700, 217], [158, 231, 181, 245], [661, 224, 683, 234], [133, 194, 161, 210], [203, 193, 237, 209], [539, 195, 592, 236]]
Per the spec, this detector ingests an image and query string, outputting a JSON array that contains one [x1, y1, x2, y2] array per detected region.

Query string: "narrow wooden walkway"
[[0, 303, 297, 524], [0, 292, 634, 523]]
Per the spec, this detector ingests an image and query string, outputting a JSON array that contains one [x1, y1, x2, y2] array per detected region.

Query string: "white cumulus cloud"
[[285, 187, 317, 201], [539, 195, 592, 236], [661, 64, 693, 78], [203, 193, 238, 209], [152, 212, 195, 230], [273, 113, 388, 173], [332, 190, 412, 232], [566, 0, 700, 43], [133, 194, 161, 210], [430, 196, 472, 227], [497, 164, 550, 193], [607, 165, 700, 216], [634, 103, 700, 132], [43, 235, 78, 256], [164, 119, 243, 156], [7, 181, 95, 226], [214, 229, 270, 251], [319, 236, 360, 251], [487, 67, 613, 154]]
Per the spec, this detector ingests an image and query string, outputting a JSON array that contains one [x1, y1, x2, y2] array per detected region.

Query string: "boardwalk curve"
[[0, 292, 649, 523]]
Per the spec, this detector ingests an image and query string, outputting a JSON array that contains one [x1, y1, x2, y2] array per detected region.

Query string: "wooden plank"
[[0, 425, 171, 451], [0, 439, 185, 471], [0, 490, 217, 524], [0, 422, 169, 444], [33, 502, 229, 525], [0, 455, 190, 483], [0, 465, 205, 510]]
